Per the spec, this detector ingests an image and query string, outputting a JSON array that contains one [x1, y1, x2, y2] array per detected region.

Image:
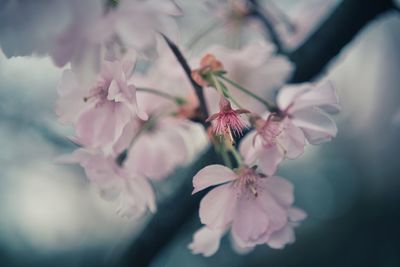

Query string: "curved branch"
[[162, 34, 210, 121], [289, 0, 393, 82]]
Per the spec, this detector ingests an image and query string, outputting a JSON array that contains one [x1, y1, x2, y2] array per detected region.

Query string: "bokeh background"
[[1, 0, 400, 266]]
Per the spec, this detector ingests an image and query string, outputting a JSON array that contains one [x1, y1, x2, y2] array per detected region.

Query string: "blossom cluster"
[[188, 53, 338, 255], [0, 0, 339, 257]]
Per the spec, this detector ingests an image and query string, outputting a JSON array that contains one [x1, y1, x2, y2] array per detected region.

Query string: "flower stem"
[[137, 87, 185, 105], [219, 146, 233, 169], [229, 146, 243, 166], [217, 74, 275, 110]]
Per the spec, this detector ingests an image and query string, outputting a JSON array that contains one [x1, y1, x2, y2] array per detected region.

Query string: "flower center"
[[83, 79, 110, 104], [234, 167, 261, 198], [256, 114, 285, 148]]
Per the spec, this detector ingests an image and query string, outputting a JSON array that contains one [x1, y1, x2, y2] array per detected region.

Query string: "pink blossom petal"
[[256, 188, 288, 234], [266, 224, 295, 249], [288, 207, 307, 222], [291, 108, 338, 144], [277, 84, 310, 111], [262, 176, 294, 207], [278, 82, 339, 113], [199, 183, 237, 229], [229, 231, 255, 255], [76, 102, 131, 150], [56, 70, 89, 124], [188, 226, 225, 257], [257, 145, 284, 176], [280, 120, 305, 159], [193, 165, 237, 194], [239, 131, 258, 165], [232, 196, 271, 246]]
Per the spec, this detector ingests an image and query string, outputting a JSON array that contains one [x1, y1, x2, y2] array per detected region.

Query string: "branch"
[[114, 0, 394, 266], [115, 147, 220, 267], [162, 34, 210, 121], [289, 0, 393, 82], [248, 0, 285, 54]]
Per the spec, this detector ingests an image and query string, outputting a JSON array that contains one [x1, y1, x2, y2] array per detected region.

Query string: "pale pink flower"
[[277, 81, 339, 144], [191, 164, 306, 253], [207, 97, 250, 142], [59, 148, 156, 218], [56, 58, 147, 153], [239, 113, 305, 175], [99, 0, 182, 59], [0, 0, 181, 76], [200, 42, 293, 114], [124, 115, 208, 181], [189, 226, 226, 257], [120, 91, 208, 181]]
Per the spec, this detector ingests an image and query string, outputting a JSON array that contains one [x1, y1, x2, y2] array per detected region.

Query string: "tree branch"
[[289, 0, 393, 82], [162, 34, 210, 121], [115, 147, 219, 267], [248, 0, 285, 54], [114, 0, 394, 266]]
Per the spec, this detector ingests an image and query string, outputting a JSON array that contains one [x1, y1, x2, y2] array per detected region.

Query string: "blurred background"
[[0, 0, 400, 266]]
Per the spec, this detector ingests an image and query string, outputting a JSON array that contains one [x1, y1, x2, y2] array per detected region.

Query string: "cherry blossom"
[[56, 57, 147, 153], [189, 226, 226, 257], [99, 0, 182, 59], [121, 90, 208, 181], [277, 81, 340, 144], [206, 97, 250, 143], [191, 164, 306, 254], [0, 0, 182, 75], [123, 116, 208, 181], [240, 113, 305, 175], [59, 148, 156, 218]]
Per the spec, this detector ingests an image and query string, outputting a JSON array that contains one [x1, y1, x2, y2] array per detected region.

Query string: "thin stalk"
[[229, 146, 243, 166], [137, 87, 185, 104], [217, 74, 275, 110], [219, 145, 233, 169]]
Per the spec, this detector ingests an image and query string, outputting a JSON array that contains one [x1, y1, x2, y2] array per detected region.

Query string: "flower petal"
[[188, 226, 225, 257], [257, 145, 284, 176], [266, 224, 295, 249], [193, 164, 237, 194], [232, 195, 271, 246], [262, 176, 294, 207], [199, 183, 237, 229], [280, 120, 305, 159], [291, 108, 338, 144]]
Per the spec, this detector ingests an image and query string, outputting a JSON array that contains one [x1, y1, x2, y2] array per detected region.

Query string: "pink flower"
[[56, 58, 147, 153], [124, 115, 208, 181], [239, 113, 305, 175], [189, 226, 225, 257], [277, 81, 339, 144], [191, 164, 306, 255], [59, 148, 156, 218], [97, 0, 182, 60], [206, 97, 250, 143]]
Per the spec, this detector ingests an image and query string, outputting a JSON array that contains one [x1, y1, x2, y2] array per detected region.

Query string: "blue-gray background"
[[0, 1, 400, 266]]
